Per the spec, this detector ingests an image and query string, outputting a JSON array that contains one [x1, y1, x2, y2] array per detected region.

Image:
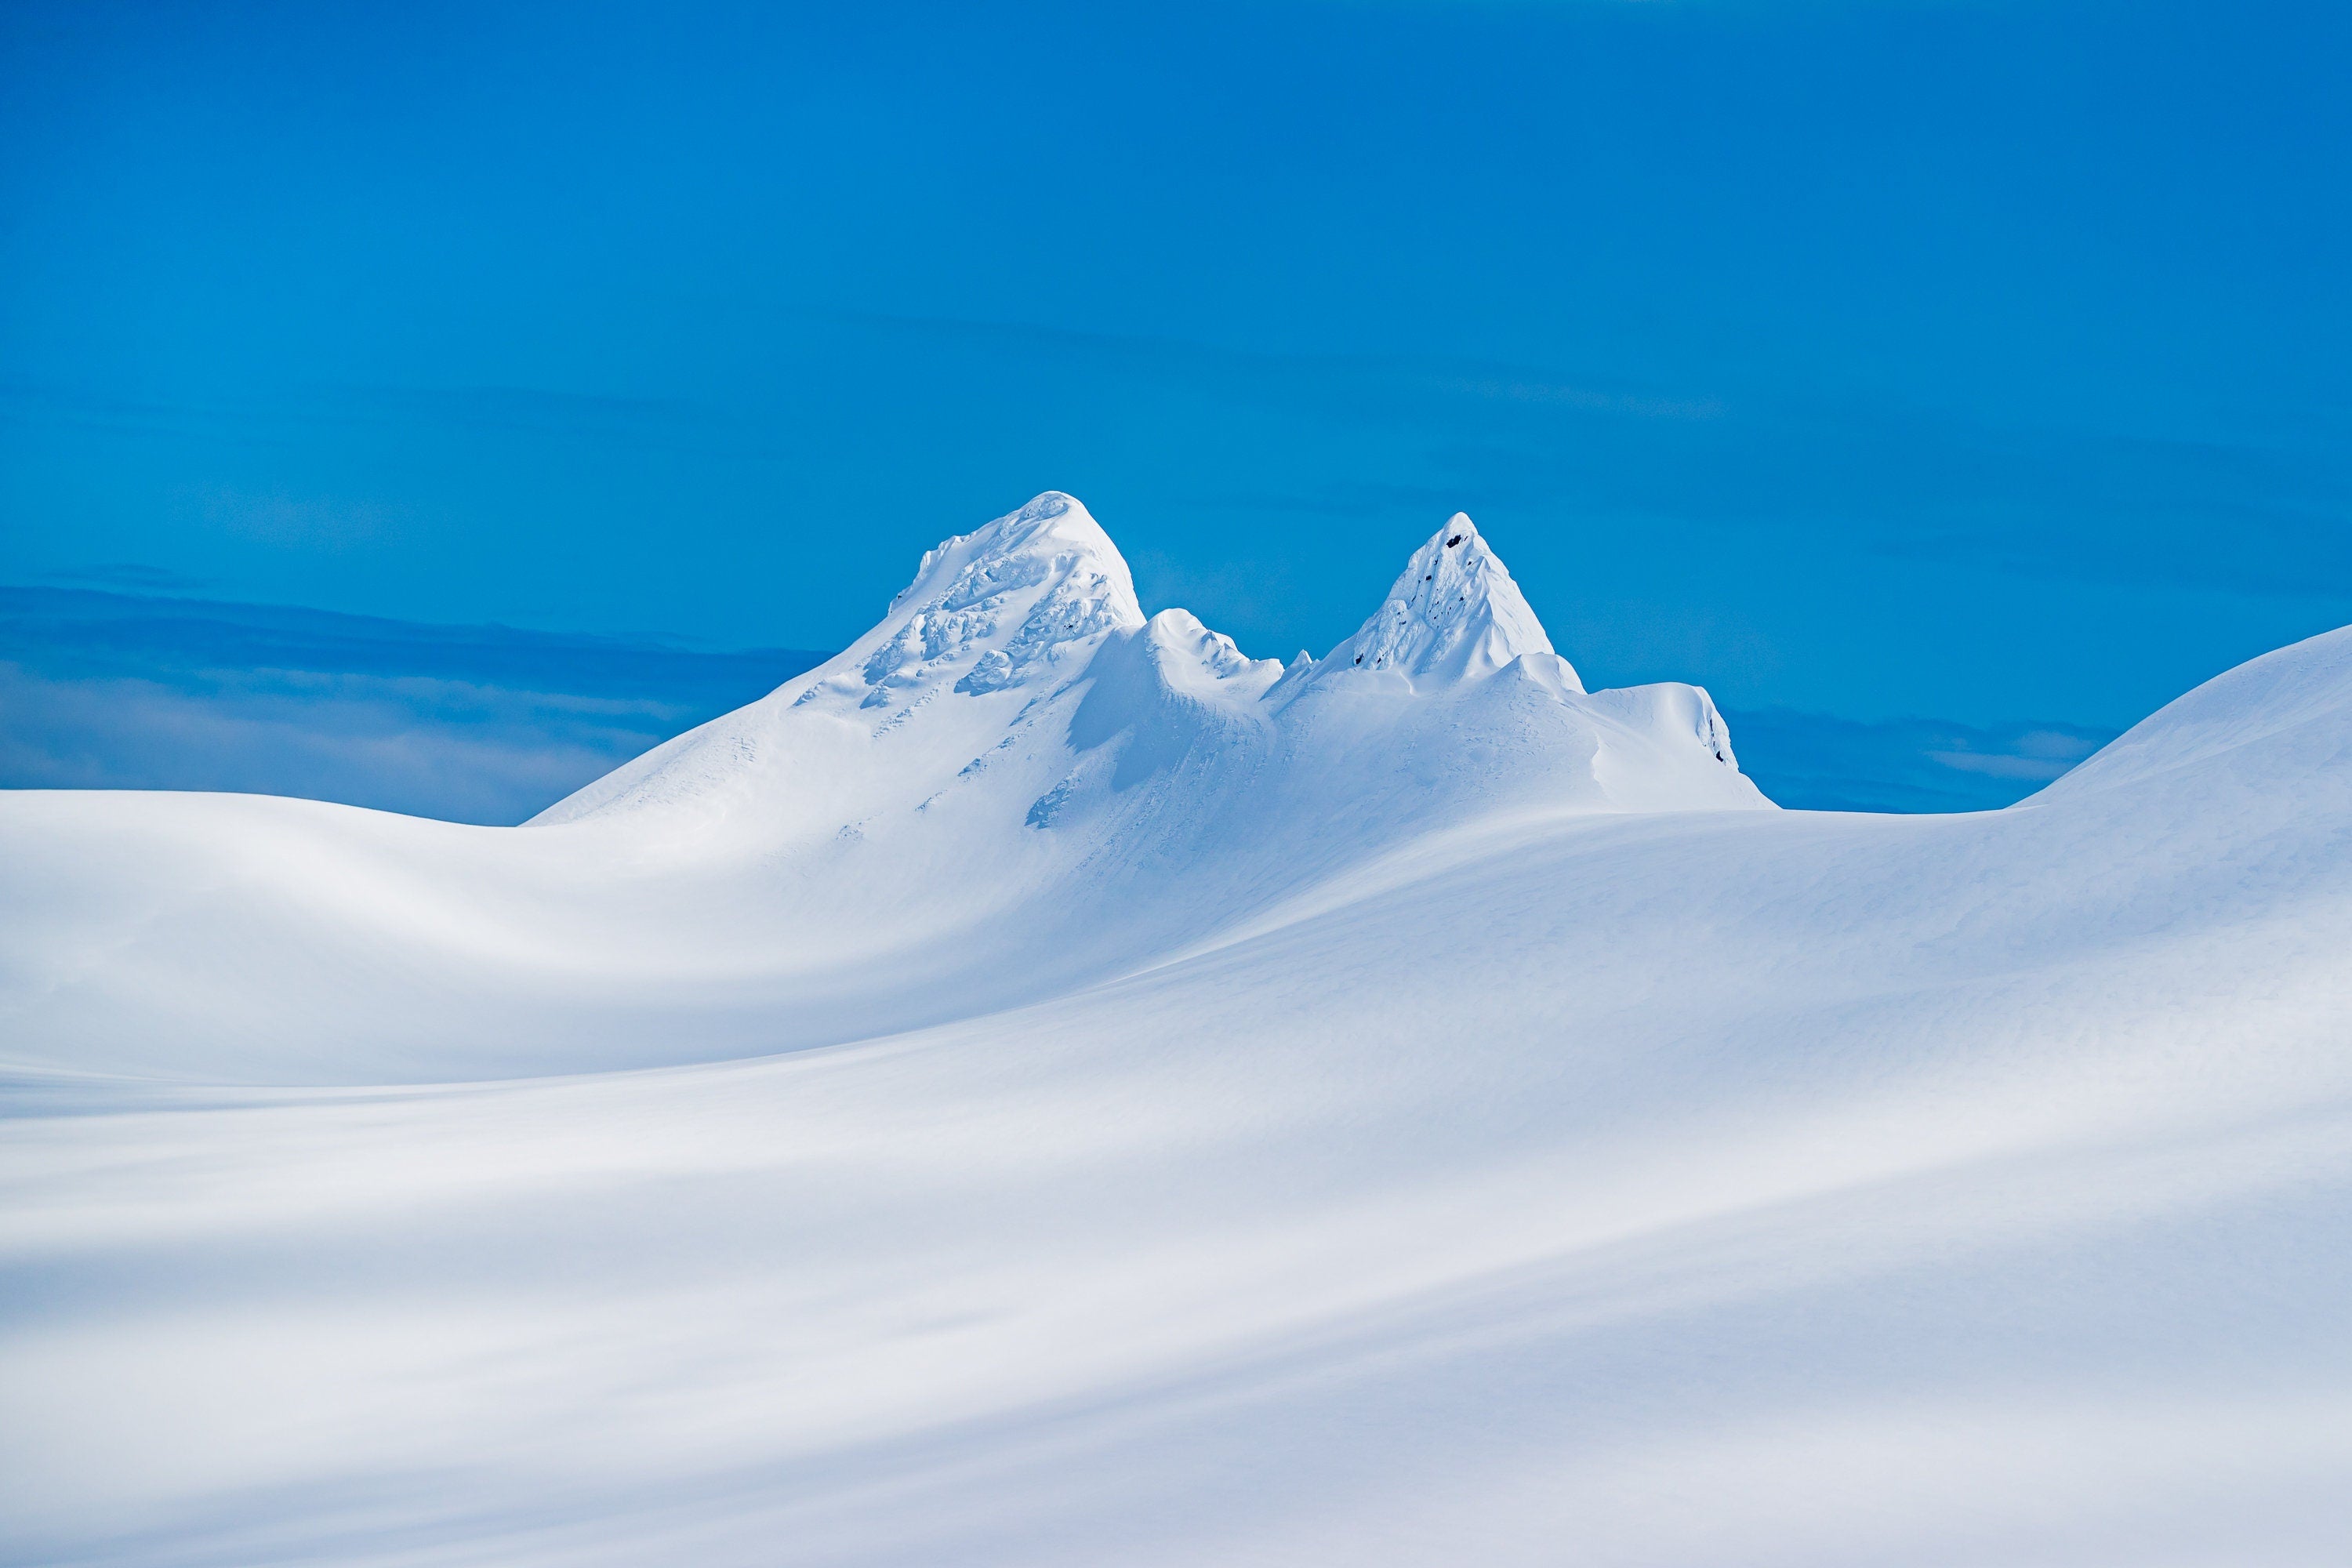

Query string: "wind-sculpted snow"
[[2, 499, 2350, 1567]]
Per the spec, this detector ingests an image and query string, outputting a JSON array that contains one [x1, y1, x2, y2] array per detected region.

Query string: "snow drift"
[[2, 493, 2349, 1567]]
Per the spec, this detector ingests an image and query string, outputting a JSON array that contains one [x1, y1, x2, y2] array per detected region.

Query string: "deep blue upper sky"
[[3, 0, 2347, 730]]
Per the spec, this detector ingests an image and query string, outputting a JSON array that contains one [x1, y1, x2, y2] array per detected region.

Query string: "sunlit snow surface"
[[3, 494, 2349, 1566]]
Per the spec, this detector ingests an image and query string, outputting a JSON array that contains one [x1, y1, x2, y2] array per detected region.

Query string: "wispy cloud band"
[[0, 583, 2108, 820]]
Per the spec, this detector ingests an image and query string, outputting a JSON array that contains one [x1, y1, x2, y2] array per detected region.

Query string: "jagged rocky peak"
[[1313, 513, 1577, 690], [854, 492, 1146, 707]]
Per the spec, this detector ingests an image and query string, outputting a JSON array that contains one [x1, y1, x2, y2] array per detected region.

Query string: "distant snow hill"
[[4, 493, 2350, 1566]]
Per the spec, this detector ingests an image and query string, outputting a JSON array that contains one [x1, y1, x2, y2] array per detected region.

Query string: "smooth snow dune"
[[2, 497, 2350, 1566]]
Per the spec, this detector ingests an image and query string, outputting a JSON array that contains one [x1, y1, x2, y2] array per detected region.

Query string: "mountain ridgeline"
[[535, 490, 1760, 836]]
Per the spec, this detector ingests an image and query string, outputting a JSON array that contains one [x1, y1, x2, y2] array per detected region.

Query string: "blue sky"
[[2, 0, 2347, 770]]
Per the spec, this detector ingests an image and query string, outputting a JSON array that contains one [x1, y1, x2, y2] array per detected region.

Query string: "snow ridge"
[[533, 494, 1746, 837]]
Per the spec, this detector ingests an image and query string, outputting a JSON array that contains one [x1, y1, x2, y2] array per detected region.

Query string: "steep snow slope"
[[0, 494, 1758, 1085], [2, 500, 2350, 1567]]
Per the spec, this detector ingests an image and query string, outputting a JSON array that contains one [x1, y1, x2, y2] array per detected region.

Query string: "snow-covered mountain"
[[3, 494, 2350, 1567], [0, 493, 1759, 1085]]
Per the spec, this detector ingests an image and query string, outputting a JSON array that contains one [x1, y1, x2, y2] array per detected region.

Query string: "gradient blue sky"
[[4, 0, 2347, 732]]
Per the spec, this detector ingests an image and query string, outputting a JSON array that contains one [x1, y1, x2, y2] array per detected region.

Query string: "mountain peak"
[[858, 492, 1145, 706], [888, 491, 1131, 612], [1312, 513, 1573, 689]]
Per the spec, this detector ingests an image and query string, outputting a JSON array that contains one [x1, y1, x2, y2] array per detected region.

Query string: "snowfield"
[[2, 493, 2349, 1566]]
